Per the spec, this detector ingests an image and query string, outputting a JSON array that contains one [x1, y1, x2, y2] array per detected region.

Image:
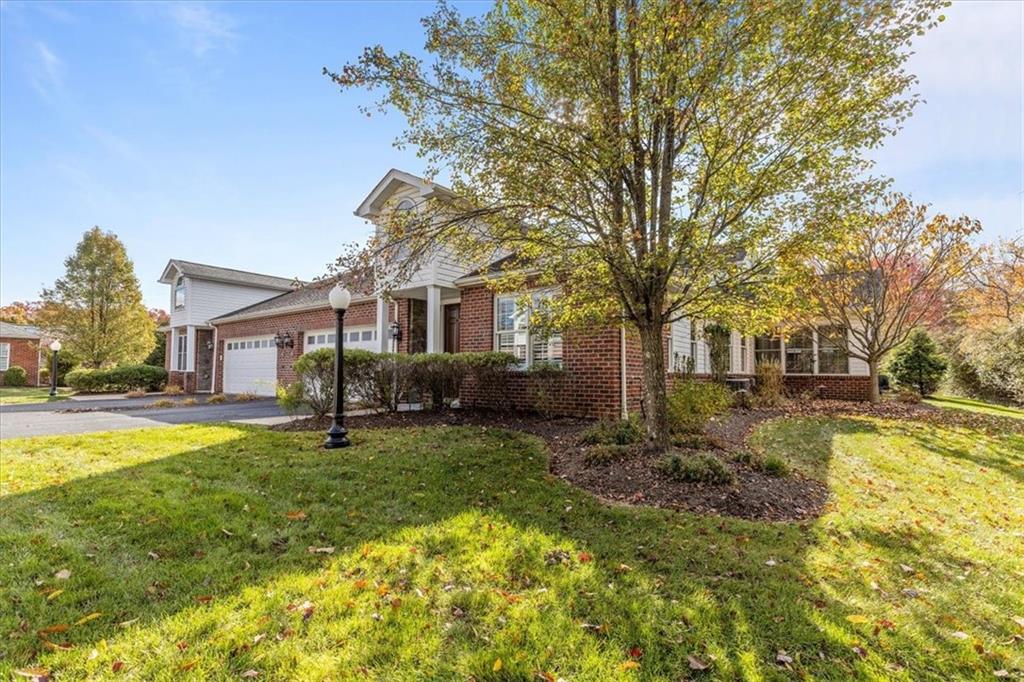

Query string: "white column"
[[376, 296, 390, 352], [426, 285, 442, 353]]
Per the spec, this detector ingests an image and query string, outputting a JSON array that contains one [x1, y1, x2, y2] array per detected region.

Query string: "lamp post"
[[324, 283, 351, 449], [48, 340, 62, 397]]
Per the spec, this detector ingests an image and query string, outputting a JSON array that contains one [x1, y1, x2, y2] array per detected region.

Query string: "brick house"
[[0, 322, 46, 386], [160, 168, 871, 413]]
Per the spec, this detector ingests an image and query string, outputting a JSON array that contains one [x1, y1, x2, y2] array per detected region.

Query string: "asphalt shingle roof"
[[0, 321, 43, 339], [167, 259, 302, 290], [210, 269, 374, 323]]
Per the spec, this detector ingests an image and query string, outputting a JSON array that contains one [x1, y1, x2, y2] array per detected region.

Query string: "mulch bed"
[[270, 400, 1020, 523]]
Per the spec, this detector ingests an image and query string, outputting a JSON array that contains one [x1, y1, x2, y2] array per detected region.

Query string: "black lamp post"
[[324, 283, 351, 449], [48, 339, 62, 397]]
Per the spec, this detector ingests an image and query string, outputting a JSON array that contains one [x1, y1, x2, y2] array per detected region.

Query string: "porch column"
[[426, 285, 442, 353], [376, 296, 390, 352]]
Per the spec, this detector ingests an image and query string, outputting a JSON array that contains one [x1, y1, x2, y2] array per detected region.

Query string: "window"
[[494, 293, 562, 369], [395, 198, 415, 212], [174, 276, 186, 310], [0, 342, 9, 371], [175, 330, 188, 371], [785, 328, 814, 374], [754, 335, 781, 367], [817, 325, 849, 374]]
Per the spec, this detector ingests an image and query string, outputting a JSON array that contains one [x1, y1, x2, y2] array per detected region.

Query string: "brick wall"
[[0, 337, 41, 386], [782, 374, 872, 401], [211, 301, 377, 393]]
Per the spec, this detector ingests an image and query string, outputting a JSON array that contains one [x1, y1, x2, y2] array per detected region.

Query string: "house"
[[160, 169, 872, 410], [0, 322, 46, 386]]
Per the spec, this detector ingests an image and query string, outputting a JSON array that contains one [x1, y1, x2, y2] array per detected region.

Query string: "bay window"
[[494, 293, 562, 368]]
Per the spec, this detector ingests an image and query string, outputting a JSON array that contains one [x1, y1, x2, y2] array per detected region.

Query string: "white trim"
[[209, 295, 374, 325], [492, 292, 563, 369], [0, 342, 10, 371], [211, 327, 219, 393], [620, 324, 628, 419]]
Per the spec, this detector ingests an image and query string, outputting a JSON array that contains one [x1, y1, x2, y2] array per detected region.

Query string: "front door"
[[195, 329, 214, 392], [443, 304, 460, 354]]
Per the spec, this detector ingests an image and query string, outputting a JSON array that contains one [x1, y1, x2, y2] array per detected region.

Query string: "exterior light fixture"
[[48, 339, 62, 397], [324, 283, 351, 449], [388, 321, 401, 340]]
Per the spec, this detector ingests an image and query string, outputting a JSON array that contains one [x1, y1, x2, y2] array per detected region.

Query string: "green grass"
[[0, 386, 72, 405], [924, 394, 1024, 420], [1, 418, 1022, 680]]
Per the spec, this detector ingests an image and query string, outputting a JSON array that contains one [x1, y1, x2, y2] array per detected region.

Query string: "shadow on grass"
[[0, 420, 1019, 679]]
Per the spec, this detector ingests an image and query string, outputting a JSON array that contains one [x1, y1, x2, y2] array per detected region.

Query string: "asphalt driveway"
[[0, 397, 292, 439]]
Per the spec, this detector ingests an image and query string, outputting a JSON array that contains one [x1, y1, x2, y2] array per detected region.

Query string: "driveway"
[[0, 397, 294, 439]]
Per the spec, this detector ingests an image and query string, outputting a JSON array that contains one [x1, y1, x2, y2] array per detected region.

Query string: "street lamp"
[[48, 340, 62, 397], [324, 283, 351, 449]]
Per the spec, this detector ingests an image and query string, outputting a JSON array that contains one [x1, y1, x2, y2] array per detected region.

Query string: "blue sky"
[[1, 0, 1021, 310]]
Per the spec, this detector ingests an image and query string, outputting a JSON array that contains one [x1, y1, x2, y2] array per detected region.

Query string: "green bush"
[[759, 454, 789, 477], [888, 329, 947, 397], [528, 360, 565, 416], [410, 353, 468, 411], [583, 444, 632, 465], [461, 351, 518, 407], [3, 365, 28, 387], [276, 381, 306, 416], [659, 452, 734, 485], [581, 417, 642, 446], [65, 365, 167, 392], [293, 348, 335, 418], [704, 323, 731, 384], [754, 360, 785, 406], [667, 378, 731, 434]]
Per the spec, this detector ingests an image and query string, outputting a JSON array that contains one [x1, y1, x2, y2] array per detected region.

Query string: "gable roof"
[[0, 321, 43, 339], [158, 259, 302, 291], [210, 269, 375, 324], [354, 169, 455, 219]]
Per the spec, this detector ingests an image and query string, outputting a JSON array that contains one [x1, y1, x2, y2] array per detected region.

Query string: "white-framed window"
[[754, 335, 782, 367], [785, 328, 814, 374], [174, 276, 186, 310], [817, 325, 849, 374], [175, 330, 188, 371], [0, 342, 10, 371], [305, 328, 376, 351], [395, 198, 416, 212], [494, 292, 562, 369]]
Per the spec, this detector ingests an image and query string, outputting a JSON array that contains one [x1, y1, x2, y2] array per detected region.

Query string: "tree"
[[39, 227, 155, 368], [328, 0, 945, 448], [0, 301, 45, 326], [887, 329, 946, 396], [144, 309, 170, 368], [806, 195, 979, 403]]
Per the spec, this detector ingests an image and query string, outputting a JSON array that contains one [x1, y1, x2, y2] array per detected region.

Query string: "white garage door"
[[223, 337, 277, 396], [304, 326, 379, 353]]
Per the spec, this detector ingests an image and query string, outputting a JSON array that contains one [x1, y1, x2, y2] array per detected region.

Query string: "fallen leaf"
[[252, 633, 266, 645], [241, 671, 260, 678], [765, 559, 777, 567], [846, 614, 870, 624], [112, 661, 124, 673], [147, 552, 160, 560], [179, 659, 198, 671], [619, 660, 640, 671], [307, 546, 335, 554], [37, 624, 70, 635], [994, 670, 1009, 678], [899, 564, 914, 573], [177, 641, 189, 651], [493, 658, 503, 672], [54, 569, 71, 580], [46, 589, 64, 601], [221, 528, 234, 537], [852, 646, 867, 659], [285, 510, 307, 521], [687, 654, 710, 670], [195, 595, 214, 604], [13, 668, 50, 681], [578, 552, 593, 563], [1013, 616, 1024, 629], [952, 631, 970, 640], [628, 646, 643, 659], [75, 612, 103, 626], [776, 650, 793, 665]]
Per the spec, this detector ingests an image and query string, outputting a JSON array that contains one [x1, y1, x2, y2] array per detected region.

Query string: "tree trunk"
[[868, 358, 881, 403], [637, 320, 669, 451]]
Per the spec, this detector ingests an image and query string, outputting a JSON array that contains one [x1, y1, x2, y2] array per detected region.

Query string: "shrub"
[[461, 351, 519, 407], [410, 353, 468, 411], [583, 444, 632, 465], [293, 348, 335, 418], [207, 393, 227, 404], [277, 382, 306, 416], [581, 417, 642, 446], [528, 361, 564, 416], [671, 432, 716, 449], [659, 452, 734, 485], [148, 399, 176, 408], [759, 454, 789, 477], [667, 379, 731, 434], [703, 323, 731, 384], [888, 329, 947, 397], [753, 360, 785, 407], [893, 386, 922, 404], [234, 392, 260, 402], [180, 398, 198, 407], [732, 389, 753, 410], [125, 390, 147, 399], [39, 367, 50, 385], [163, 383, 184, 395], [368, 353, 414, 412], [3, 365, 28, 387], [65, 365, 166, 392]]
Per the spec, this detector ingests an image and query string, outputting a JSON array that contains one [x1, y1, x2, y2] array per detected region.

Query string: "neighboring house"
[[160, 168, 872, 411], [0, 322, 46, 386], [158, 260, 302, 393]]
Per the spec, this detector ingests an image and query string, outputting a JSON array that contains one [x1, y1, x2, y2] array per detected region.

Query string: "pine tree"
[[888, 329, 947, 396], [40, 227, 155, 368]]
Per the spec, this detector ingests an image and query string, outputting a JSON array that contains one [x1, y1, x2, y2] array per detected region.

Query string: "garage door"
[[304, 326, 379, 353], [223, 337, 277, 396]]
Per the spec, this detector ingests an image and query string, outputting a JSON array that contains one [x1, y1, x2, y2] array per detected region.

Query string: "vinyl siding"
[[185, 279, 286, 326]]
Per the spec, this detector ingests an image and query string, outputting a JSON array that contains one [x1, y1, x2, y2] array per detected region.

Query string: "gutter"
[[620, 323, 628, 420]]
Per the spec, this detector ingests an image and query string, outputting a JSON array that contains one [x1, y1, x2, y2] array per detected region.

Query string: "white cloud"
[[164, 2, 236, 57], [28, 40, 64, 100]]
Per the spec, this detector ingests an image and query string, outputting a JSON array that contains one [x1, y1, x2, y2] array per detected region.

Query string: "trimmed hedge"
[[66, 365, 167, 392], [3, 365, 28, 387]]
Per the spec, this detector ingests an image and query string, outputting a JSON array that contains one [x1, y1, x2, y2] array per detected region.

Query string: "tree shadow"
[[1, 419, 1019, 679]]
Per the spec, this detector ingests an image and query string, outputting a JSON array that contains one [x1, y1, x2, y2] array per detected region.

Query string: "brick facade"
[[781, 374, 872, 401], [0, 337, 42, 386]]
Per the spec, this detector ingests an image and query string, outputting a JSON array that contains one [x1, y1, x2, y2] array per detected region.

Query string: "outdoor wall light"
[[389, 321, 402, 340]]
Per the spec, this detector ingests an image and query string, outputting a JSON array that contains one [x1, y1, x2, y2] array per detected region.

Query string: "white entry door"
[[222, 337, 277, 396]]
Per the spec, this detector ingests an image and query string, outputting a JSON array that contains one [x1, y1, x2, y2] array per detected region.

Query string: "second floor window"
[[174, 276, 186, 310], [495, 293, 562, 369]]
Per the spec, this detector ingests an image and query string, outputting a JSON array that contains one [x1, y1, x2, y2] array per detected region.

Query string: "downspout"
[[620, 323, 628, 420], [211, 327, 218, 394]]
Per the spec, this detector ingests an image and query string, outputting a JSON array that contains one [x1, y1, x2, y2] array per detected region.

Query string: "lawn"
[[1, 416, 1021, 680], [924, 394, 1024, 420], [0, 387, 72, 405]]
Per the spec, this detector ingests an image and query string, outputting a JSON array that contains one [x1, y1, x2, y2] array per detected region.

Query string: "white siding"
[[847, 328, 870, 376], [186, 279, 286, 326]]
